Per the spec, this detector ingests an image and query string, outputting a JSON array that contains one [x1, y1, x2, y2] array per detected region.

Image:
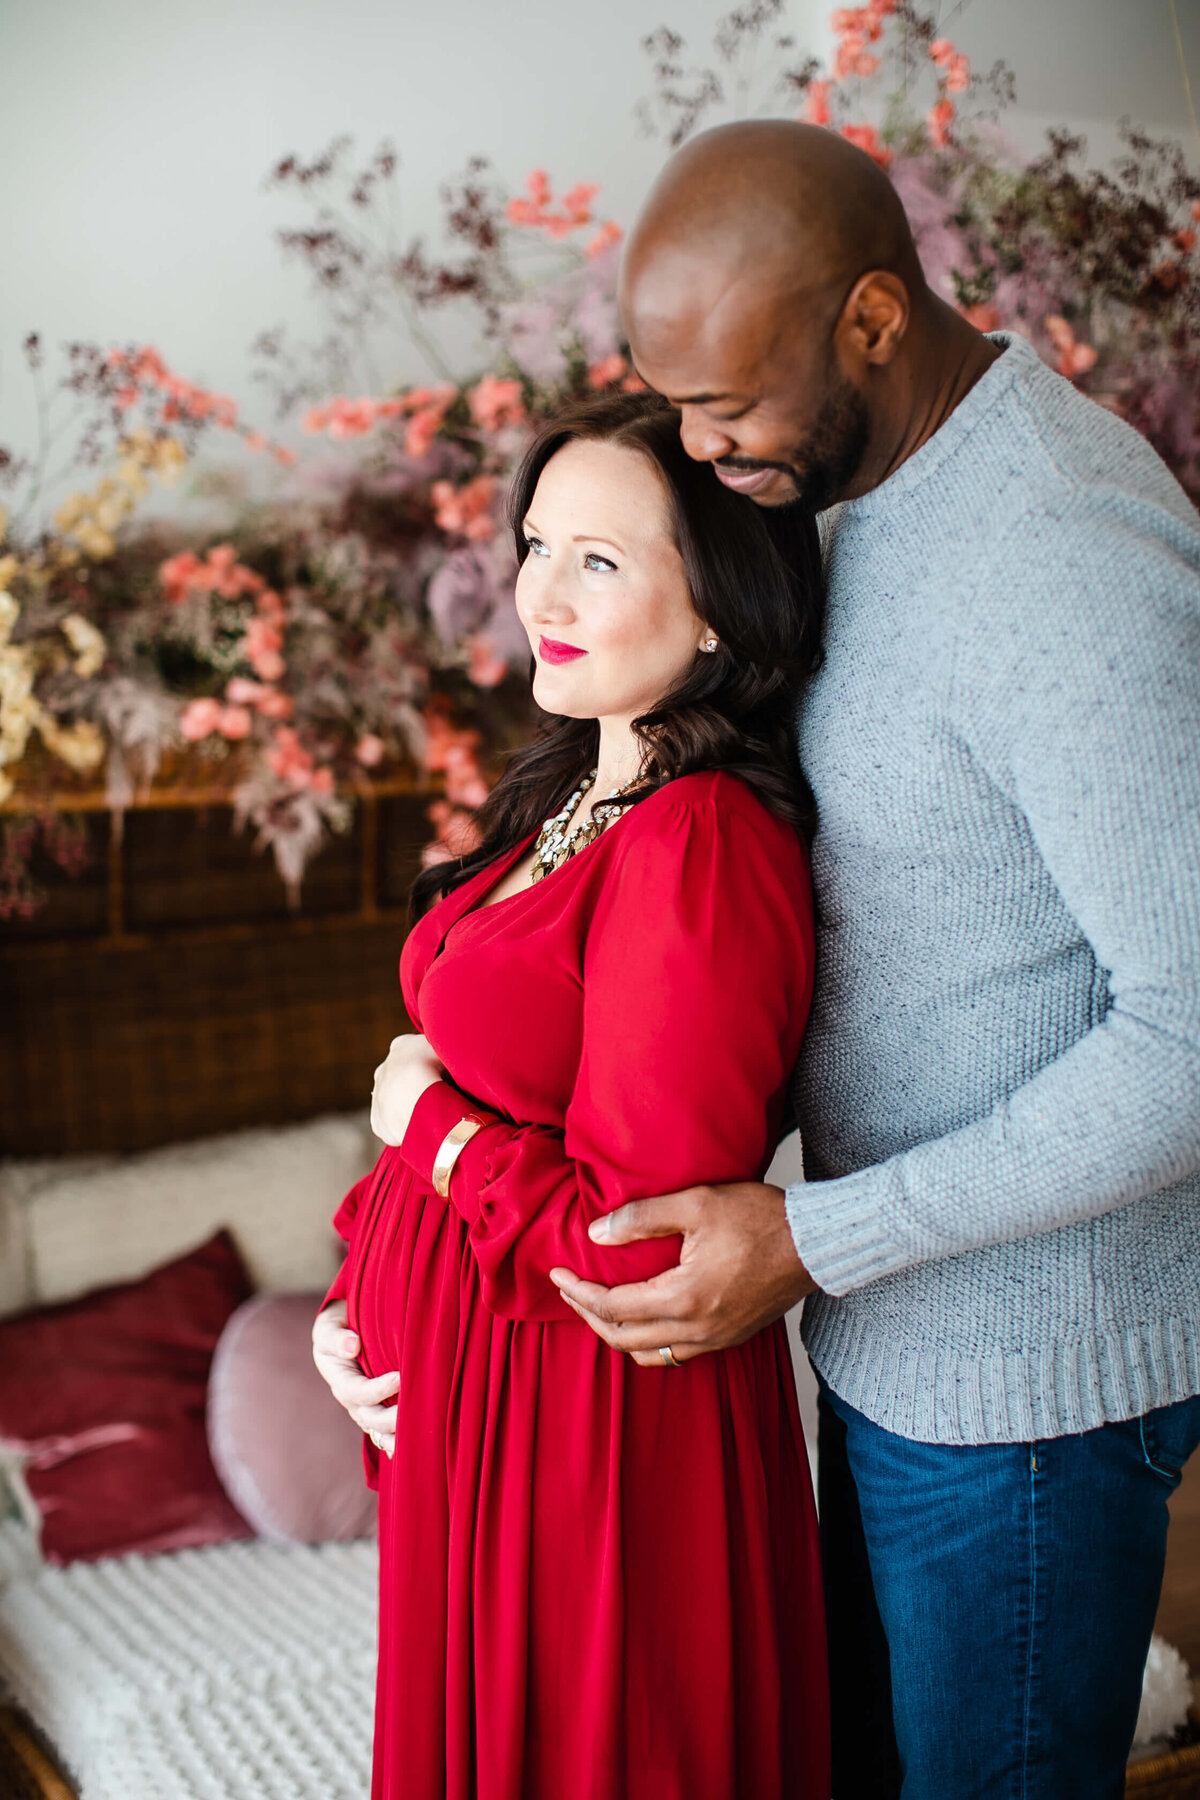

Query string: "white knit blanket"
[[0, 1519, 376, 1799]]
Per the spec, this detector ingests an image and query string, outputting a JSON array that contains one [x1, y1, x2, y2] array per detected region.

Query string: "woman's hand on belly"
[[312, 1298, 399, 1457], [370, 1032, 446, 1145]]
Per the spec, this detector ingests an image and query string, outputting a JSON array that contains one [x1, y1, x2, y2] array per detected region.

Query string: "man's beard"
[[715, 374, 870, 511], [791, 375, 871, 510]]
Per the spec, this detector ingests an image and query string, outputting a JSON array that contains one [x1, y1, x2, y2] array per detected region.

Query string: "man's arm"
[[550, 1179, 816, 1362]]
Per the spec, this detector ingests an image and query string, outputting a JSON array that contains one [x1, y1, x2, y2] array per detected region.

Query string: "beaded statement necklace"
[[530, 769, 637, 883]]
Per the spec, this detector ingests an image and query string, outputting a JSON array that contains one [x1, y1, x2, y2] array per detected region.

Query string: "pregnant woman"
[[316, 391, 829, 1799]]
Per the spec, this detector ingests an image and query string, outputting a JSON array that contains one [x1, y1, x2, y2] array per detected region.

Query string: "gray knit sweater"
[[789, 332, 1200, 1446]]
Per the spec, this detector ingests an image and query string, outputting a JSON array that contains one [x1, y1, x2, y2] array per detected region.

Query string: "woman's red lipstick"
[[539, 635, 587, 665]]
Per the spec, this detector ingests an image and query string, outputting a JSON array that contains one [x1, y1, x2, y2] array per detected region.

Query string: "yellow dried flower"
[[54, 492, 89, 533], [116, 459, 150, 498], [0, 506, 8, 546], [93, 488, 132, 534], [0, 769, 12, 806], [0, 592, 18, 647], [0, 644, 38, 765], [38, 714, 104, 773], [73, 522, 117, 561], [61, 613, 107, 679], [153, 437, 187, 483], [0, 554, 18, 592]]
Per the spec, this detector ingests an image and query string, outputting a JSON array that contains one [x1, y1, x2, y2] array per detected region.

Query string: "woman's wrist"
[[400, 1081, 496, 1193]]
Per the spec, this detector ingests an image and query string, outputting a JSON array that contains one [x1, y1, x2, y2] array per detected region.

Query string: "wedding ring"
[[659, 1346, 681, 1368]]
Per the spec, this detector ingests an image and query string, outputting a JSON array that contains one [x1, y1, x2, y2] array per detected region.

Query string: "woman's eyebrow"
[[572, 535, 625, 554]]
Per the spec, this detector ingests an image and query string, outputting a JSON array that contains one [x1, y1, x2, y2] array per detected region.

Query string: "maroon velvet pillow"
[[0, 1228, 254, 1564]]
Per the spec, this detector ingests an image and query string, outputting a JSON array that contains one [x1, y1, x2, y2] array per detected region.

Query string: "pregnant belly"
[[343, 1149, 475, 1378]]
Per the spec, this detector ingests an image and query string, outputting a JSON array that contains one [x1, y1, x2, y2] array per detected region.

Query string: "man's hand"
[[549, 1180, 816, 1367], [370, 1032, 445, 1146], [312, 1298, 398, 1457]]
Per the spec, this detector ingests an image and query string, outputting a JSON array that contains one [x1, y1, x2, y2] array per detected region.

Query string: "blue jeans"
[[817, 1377, 1200, 1800]]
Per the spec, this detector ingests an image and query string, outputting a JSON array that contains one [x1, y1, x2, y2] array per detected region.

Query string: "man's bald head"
[[620, 120, 929, 509], [622, 119, 921, 327]]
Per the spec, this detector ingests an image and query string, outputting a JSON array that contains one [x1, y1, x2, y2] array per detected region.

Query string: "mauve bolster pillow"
[[207, 1292, 377, 1544]]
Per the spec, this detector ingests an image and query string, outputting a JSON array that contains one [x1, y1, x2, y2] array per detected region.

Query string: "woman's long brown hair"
[[410, 390, 824, 918]]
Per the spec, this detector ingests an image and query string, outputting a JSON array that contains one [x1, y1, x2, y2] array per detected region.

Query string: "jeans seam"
[[1019, 1446, 1040, 1800]]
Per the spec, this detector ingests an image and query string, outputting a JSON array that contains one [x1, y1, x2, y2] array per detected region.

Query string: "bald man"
[[547, 122, 1200, 1798]]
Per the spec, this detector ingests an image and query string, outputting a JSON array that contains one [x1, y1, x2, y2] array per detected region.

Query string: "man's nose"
[[679, 407, 735, 465]]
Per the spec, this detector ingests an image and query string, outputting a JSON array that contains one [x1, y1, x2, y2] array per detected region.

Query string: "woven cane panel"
[[0, 920, 409, 1154]]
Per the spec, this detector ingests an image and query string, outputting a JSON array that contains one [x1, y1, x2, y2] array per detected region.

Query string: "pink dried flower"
[[929, 37, 955, 65], [467, 636, 509, 688], [243, 615, 285, 682], [180, 696, 222, 741], [217, 704, 253, 740], [266, 726, 314, 787], [256, 689, 294, 721], [225, 676, 266, 705], [355, 732, 385, 767]]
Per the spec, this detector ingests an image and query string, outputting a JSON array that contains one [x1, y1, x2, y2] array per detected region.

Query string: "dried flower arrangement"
[[1, 0, 1196, 918]]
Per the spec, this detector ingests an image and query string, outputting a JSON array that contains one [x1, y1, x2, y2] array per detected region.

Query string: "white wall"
[[1, 0, 1196, 492]]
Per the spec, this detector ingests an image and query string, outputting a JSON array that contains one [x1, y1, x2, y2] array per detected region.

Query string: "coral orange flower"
[[586, 220, 623, 258], [945, 53, 970, 94], [432, 474, 497, 541], [960, 303, 1000, 332], [1173, 228, 1197, 254], [468, 374, 526, 432], [927, 97, 956, 147], [159, 549, 204, 604], [587, 353, 628, 389], [1043, 315, 1098, 379], [929, 37, 954, 65], [804, 79, 834, 126], [841, 123, 892, 168]]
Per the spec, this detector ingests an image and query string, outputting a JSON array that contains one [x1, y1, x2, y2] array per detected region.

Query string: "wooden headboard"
[[0, 780, 431, 1155]]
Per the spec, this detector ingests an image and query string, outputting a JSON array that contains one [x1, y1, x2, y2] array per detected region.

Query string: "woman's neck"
[[592, 717, 643, 798]]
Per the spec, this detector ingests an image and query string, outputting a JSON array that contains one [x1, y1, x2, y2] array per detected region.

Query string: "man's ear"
[[836, 270, 910, 367]]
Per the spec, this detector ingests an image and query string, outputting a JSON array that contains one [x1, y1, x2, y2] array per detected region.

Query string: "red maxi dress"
[[327, 769, 829, 1800]]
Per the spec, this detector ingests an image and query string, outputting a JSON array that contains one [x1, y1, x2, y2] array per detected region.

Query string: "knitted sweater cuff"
[[785, 1170, 914, 1296]]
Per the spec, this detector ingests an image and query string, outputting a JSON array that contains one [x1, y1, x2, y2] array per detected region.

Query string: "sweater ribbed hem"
[[801, 1294, 1200, 1445]]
